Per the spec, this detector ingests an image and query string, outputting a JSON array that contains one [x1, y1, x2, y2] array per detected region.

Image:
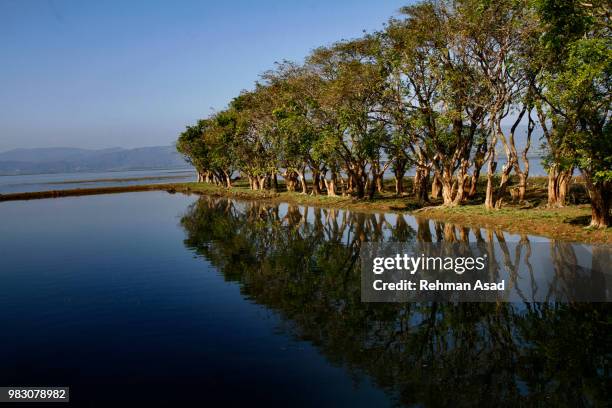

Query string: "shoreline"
[[0, 167, 193, 178], [0, 184, 182, 201], [0, 181, 609, 244]]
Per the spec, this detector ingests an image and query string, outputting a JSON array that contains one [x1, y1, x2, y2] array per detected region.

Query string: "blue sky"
[[0, 0, 408, 151]]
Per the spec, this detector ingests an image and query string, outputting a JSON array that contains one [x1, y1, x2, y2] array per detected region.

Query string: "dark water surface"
[[0, 192, 609, 406]]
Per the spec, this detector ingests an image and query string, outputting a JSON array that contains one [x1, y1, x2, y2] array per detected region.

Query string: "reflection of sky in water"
[[254, 200, 610, 302], [0, 169, 195, 193], [0, 192, 608, 405], [0, 192, 390, 405], [181, 195, 611, 406]]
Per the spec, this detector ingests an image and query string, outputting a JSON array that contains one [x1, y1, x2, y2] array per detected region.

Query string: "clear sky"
[[0, 0, 409, 152]]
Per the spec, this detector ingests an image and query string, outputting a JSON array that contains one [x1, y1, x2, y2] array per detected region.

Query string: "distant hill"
[[0, 146, 191, 175]]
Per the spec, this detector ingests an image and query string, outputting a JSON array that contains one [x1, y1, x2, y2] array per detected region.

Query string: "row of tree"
[[177, 0, 611, 227]]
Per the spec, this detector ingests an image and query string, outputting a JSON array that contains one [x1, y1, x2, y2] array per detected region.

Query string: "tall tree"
[[307, 36, 389, 198], [536, 0, 611, 227]]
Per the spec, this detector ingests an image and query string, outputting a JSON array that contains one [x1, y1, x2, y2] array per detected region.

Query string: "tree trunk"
[[367, 170, 376, 199], [494, 164, 513, 209], [324, 172, 337, 196], [258, 176, 267, 190], [547, 166, 573, 207], [484, 160, 497, 210], [485, 153, 514, 209], [393, 160, 406, 196], [272, 172, 278, 191], [517, 171, 527, 202], [394, 173, 404, 196], [547, 168, 558, 206], [453, 173, 471, 205], [296, 170, 308, 194], [440, 168, 455, 206], [312, 169, 321, 195], [583, 171, 610, 228], [440, 183, 453, 205], [376, 173, 384, 193], [589, 192, 610, 228], [370, 161, 385, 194], [352, 169, 365, 198], [283, 170, 298, 192], [430, 173, 442, 200], [515, 108, 534, 203], [339, 175, 347, 196], [223, 170, 232, 188], [451, 159, 470, 205], [319, 170, 326, 193], [468, 160, 484, 198], [559, 174, 570, 205], [286, 178, 295, 192], [468, 171, 478, 198], [413, 167, 430, 204]]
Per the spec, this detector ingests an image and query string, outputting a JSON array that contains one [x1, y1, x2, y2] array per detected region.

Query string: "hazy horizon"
[[0, 0, 408, 151], [0, 145, 175, 154]]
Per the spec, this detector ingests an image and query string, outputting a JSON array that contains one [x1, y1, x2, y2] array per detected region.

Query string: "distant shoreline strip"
[[0, 184, 181, 202]]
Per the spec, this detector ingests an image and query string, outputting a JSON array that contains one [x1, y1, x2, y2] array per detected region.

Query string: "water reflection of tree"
[[181, 197, 610, 407]]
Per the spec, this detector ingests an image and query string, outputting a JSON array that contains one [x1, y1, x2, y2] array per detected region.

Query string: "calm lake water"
[[0, 192, 609, 406], [0, 168, 195, 194]]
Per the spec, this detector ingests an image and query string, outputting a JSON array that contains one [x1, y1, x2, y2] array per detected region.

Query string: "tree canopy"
[[177, 0, 611, 227]]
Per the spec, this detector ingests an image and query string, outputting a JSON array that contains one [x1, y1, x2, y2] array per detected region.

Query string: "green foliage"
[[176, 0, 610, 223], [537, 0, 611, 186], [176, 119, 213, 173]]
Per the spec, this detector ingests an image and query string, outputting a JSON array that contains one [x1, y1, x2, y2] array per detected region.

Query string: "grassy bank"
[[416, 205, 609, 244], [1, 178, 609, 244], [178, 181, 609, 244]]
